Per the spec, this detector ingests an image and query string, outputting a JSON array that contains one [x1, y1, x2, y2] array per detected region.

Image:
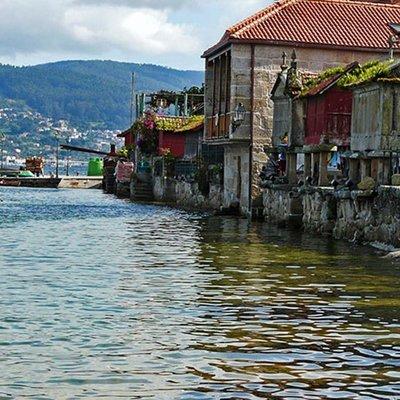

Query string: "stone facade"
[[205, 42, 388, 216], [153, 177, 222, 211]]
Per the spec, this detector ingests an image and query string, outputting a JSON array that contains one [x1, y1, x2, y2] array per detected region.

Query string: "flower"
[[160, 147, 172, 157]]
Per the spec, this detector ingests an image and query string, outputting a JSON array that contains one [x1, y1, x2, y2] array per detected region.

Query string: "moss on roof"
[[302, 65, 347, 93], [301, 60, 396, 96], [155, 115, 204, 133], [175, 116, 204, 132], [338, 60, 394, 88]]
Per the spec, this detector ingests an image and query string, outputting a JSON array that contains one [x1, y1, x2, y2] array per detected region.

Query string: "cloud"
[[0, 0, 200, 66], [74, 0, 184, 9], [0, 0, 269, 69], [64, 4, 199, 55]]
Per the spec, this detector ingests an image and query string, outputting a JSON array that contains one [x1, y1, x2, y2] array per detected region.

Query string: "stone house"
[[202, 0, 400, 216]]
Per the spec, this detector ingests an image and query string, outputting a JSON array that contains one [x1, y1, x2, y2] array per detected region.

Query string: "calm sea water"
[[0, 188, 400, 400]]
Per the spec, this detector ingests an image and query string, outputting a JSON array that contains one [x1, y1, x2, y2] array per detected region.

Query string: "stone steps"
[[131, 181, 154, 202]]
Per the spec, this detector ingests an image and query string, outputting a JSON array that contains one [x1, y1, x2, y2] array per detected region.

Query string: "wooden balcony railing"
[[205, 114, 231, 141]]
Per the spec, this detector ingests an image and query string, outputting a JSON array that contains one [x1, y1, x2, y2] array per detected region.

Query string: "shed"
[[351, 60, 400, 152], [304, 62, 358, 149], [117, 128, 135, 147], [347, 60, 400, 185], [156, 116, 204, 159], [270, 52, 311, 184]]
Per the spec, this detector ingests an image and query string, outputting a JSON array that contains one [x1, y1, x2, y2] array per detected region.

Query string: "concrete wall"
[[263, 185, 400, 247], [154, 176, 222, 211]]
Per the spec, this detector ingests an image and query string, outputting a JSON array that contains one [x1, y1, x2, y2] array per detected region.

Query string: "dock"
[[0, 176, 102, 189]]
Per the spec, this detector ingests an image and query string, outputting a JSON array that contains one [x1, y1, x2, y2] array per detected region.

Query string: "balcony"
[[205, 114, 231, 141]]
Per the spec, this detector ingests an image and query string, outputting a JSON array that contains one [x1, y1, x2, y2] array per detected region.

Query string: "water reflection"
[[0, 188, 399, 399]]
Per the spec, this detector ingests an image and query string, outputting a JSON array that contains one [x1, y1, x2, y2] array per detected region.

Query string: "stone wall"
[[303, 188, 337, 235], [334, 187, 400, 246], [263, 185, 400, 247], [263, 185, 304, 227], [263, 186, 292, 225], [154, 176, 222, 211]]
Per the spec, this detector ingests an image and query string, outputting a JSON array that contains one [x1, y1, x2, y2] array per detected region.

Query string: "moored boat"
[[0, 177, 61, 188], [0, 179, 20, 187]]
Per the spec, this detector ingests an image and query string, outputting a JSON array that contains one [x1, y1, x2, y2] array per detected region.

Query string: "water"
[[0, 188, 400, 400]]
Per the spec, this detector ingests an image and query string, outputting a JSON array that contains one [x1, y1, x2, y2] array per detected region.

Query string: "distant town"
[[0, 99, 120, 165]]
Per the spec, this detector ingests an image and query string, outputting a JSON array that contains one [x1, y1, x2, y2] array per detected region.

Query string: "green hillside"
[[0, 60, 204, 130]]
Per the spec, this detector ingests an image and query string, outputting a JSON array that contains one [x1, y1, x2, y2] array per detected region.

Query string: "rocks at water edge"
[[384, 250, 400, 259]]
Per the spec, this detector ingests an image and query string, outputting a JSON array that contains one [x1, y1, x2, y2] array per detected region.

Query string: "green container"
[[87, 158, 104, 176], [19, 170, 35, 178]]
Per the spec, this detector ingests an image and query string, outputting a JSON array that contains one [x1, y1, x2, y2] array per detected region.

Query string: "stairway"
[[131, 179, 154, 202]]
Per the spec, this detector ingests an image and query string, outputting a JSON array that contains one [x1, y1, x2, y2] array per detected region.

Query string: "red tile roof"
[[203, 0, 400, 57]]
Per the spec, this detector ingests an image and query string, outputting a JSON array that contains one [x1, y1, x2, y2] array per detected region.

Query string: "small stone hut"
[[350, 60, 400, 185]]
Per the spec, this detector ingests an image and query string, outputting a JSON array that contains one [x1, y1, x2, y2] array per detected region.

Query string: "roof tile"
[[203, 0, 400, 57]]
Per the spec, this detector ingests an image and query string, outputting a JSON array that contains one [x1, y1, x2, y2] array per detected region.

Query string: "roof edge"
[[203, 38, 398, 59]]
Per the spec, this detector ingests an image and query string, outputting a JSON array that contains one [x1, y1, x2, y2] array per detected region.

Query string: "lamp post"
[[232, 103, 246, 132]]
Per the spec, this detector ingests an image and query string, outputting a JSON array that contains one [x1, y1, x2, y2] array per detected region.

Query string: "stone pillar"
[[348, 158, 360, 184], [318, 151, 330, 187], [377, 157, 391, 185], [311, 152, 319, 185], [304, 153, 312, 180], [360, 158, 371, 181], [287, 152, 297, 185], [371, 158, 379, 182]]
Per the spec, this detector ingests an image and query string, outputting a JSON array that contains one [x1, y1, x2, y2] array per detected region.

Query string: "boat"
[[0, 177, 61, 188], [0, 179, 20, 187]]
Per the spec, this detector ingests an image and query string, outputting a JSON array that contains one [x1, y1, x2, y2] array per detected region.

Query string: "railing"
[[174, 160, 198, 180], [205, 114, 231, 140]]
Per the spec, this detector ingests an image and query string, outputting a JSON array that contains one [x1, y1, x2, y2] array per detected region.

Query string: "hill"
[[0, 60, 204, 130]]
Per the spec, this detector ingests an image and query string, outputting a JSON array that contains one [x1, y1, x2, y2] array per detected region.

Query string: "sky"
[[0, 0, 269, 71]]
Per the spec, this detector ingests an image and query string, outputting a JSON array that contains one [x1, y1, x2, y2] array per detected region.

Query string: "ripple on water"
[[0, 188, 400, 399]]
